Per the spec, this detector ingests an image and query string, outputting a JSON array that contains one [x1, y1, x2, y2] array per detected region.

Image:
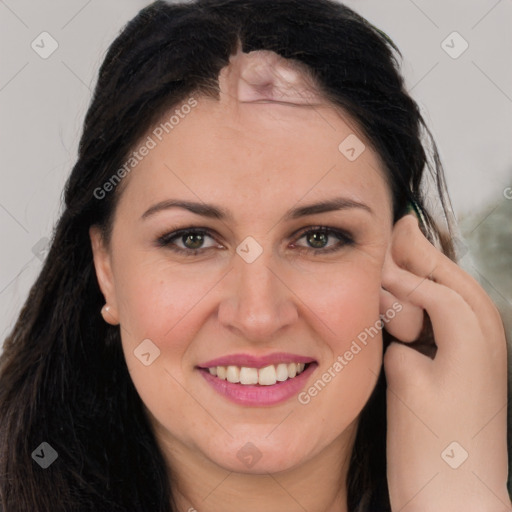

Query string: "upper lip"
[[198, 352, 316, 369]]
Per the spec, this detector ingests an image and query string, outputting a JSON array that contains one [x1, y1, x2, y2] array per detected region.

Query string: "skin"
[[383, 217, 511, 512], [90, 49, 511, 511]]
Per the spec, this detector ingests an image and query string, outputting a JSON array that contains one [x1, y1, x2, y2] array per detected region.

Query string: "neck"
[[154, 423, 357, 512]]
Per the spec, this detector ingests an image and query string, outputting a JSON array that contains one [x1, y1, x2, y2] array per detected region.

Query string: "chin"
[[205, 437, 308, 474], [219, 453, 304, 475]]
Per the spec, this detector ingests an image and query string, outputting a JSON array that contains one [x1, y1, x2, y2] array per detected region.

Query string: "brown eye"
[[182, 232, 206, 250], [156, 225, 353, 257], [306, 230, 329, 249], [156, 228, 219, 254], [292, 227, 354, 254]]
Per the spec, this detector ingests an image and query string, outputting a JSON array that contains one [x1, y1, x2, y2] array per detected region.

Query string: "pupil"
[[184, 233, 204, 249], [307, 231, 327, 249]]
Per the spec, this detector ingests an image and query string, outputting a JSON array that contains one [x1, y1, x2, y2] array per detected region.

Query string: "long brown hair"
[[1, 1, 503, 511]]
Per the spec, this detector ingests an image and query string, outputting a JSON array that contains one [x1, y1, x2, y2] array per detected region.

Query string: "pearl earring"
[[101, 304, 119, 326]]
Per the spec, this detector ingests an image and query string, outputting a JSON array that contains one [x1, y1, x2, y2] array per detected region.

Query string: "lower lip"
[[198, 363, 318, 406]]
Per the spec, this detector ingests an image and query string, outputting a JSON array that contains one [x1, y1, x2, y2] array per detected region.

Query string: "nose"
[[218, 250, 299, 342]]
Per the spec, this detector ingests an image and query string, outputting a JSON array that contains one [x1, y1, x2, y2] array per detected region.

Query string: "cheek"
[[293, 259, 383, 411], [113, 261, 215, 364], [292, 253, 384, 345], [112, 263, 219, 430]]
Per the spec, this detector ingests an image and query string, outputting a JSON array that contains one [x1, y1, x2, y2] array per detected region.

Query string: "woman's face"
[[90, 55, 394, 475]]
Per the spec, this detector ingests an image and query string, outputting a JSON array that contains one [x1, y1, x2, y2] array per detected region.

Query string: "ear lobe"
[[379, 245, 424, 342], [89, 226, 119, 325]]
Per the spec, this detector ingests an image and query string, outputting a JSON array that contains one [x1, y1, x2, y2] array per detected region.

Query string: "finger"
[[383, 337, 432, 389], [379, 287, 424, 342], [391, 215, 503, 342], [382, 259, 482, 356]]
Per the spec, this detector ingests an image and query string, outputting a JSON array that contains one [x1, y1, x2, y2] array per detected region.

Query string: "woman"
[[0, 0, 510, 510]]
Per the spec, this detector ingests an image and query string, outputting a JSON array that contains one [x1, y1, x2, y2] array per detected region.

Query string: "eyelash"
[[155, 225, 354, 256]]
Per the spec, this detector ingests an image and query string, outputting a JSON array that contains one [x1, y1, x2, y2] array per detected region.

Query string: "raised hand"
[[381, 214, 511, 512]]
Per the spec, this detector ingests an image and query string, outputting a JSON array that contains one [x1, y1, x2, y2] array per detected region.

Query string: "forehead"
[[156, 98, 378, 183], [117, 50, 390, 218]]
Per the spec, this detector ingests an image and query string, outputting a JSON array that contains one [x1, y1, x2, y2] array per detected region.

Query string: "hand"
[[380, 214, 511, 512]]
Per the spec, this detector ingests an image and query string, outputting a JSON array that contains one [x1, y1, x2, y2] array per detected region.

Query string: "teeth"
[[207, 362, 309, 385], [239, 367, 258, 385], [258, 365, 277, 386], [226, 365, 240, 383], [276, 363, 288, 381], [216, 366, 227, 380]]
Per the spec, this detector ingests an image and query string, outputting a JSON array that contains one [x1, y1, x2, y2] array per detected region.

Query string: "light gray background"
[[1, 0, 511, 350]]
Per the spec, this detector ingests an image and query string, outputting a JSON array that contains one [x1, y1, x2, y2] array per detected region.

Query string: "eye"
[[156, 228, 221, 255], [291, 226, 354, 254], [156, 225, 354, 256]]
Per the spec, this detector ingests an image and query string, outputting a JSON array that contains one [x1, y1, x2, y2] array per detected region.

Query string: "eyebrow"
[[141, 196, 373, 221]]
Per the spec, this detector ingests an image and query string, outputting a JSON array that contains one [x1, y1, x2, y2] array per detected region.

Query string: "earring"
[[101, 304, 119, 325]]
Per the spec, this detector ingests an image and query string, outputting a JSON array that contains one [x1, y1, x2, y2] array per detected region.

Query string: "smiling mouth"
[[199, 362, 312, 386]]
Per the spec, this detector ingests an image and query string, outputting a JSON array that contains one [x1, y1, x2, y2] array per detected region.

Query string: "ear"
[[379, 225, 425, 342], [89, 226, 120, 325]]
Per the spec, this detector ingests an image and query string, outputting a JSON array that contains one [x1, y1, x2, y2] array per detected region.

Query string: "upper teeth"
[[209, 363, 307, 385]]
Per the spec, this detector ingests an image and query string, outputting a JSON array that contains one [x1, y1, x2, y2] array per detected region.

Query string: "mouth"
[[196, 354, 318, 406]]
